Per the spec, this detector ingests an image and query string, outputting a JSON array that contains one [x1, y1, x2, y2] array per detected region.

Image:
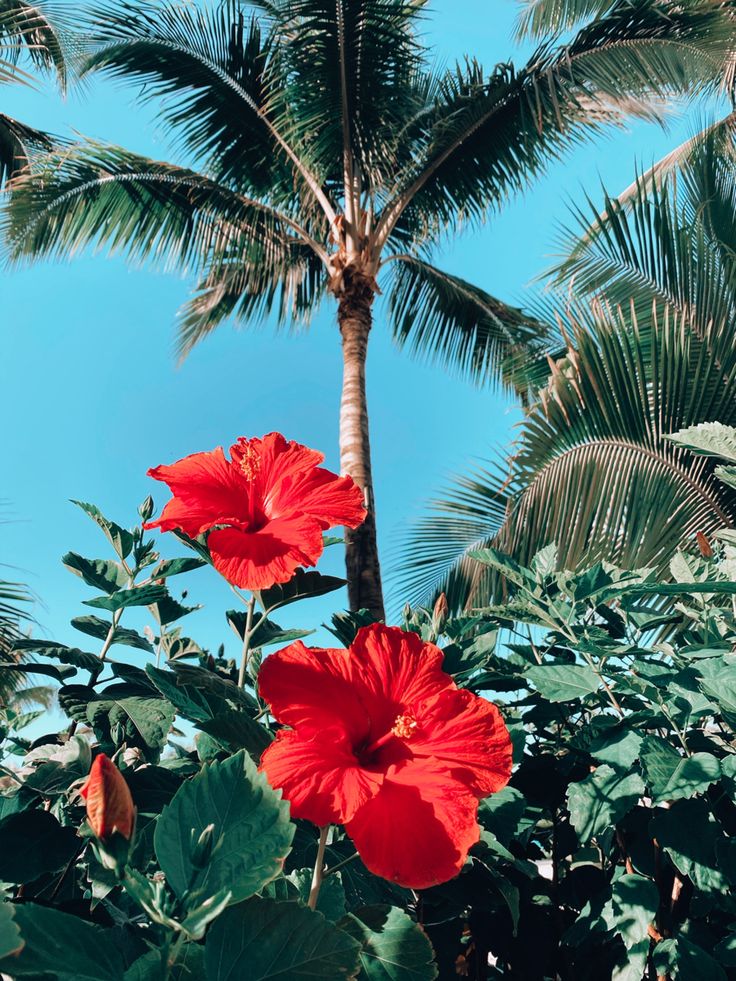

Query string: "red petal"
[[409, 688, 513, 797], [258, 640, 371, 745], [344, 624, 455, 738], [145, 449, 248, 537], [345, 758, 480, 889], [81, 754, 135, 840], [260, 729, 382, 825], [271, 466, 366, 530], [207, 514, 324, 590]]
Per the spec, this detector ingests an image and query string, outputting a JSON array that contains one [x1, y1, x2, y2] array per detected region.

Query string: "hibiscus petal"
[[145, 448, 248, 536], [346, 624, 455, 736], [260, 729, 382, 826], [272, 466, 367, 530], [258, 640, 371, 744], [207, 514, 324, 590], [345, 758, 480, 889], [409, 688, 513, 797]]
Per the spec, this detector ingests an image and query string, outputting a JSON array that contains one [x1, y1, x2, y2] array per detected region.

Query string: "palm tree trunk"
[[337, 270, 385, 620]]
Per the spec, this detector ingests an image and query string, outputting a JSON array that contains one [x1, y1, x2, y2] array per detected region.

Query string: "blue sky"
[[1, 0, 701, 672]]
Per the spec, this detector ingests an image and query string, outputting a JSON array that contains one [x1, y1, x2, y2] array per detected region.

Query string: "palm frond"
[[0, 111, 51, 186], [380, 0, 733, 250], [547, 120, 736, 343], [2, 142, 323, 278], [261, 0, 428, 191], [0, 0, 68, 86], [396, 303, 736, 609], [515, 0, 617, 39], [384, 253, 551, 390]]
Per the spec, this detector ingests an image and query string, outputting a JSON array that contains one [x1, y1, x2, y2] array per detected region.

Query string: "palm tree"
[[397, 124, 736, 610], [0, 0, 67, 185], [3, 0, 733, 617]]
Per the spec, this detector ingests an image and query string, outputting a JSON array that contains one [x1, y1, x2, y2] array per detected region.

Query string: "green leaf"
[[145, 665, 220, 723], [152, 557, 206, 578], [71, 615, 153, 651], [258, 569, 346, 613], [0, 899, 23, 959], [0, 661, 75, 682], [227, 609, 314, 649], [339, 905, 437, 981], [12, 639, 100, 672], [88, 696, 175, 755], [0, 903, 125, 979], [196, 709, 272, 756], [639, 737, 720, 802], [0, 810, 79, 884], [653, 937, 727, 980], [150, 594, 202, 626], [83, 584, 168, 612], [71, 500, 134, 560], [609, 874, 658, 947], [666, 422, 736, 463], [466, 547, 530, 587], [287, 869, 347, 922], [154, 750, 294, 906], [526, 664, 600, 702], [622, 581, 736, 597], [567, 765, 645, 842], [62, 553, 128, 593], [650, 800, 728, 892], [205, 897, 361, 980]]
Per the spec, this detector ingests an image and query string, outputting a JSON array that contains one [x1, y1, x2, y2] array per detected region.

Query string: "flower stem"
[[307, 825, 329, 911], [237, 593, 256, 688], [324, 851, 359, 877]]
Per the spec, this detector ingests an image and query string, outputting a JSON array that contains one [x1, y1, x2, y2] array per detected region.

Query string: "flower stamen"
[[391, 713, 418, 739], [238, 442, 261, 481]]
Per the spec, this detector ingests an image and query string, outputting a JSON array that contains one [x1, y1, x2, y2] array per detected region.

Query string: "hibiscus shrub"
[[4, 433, 736, 980]]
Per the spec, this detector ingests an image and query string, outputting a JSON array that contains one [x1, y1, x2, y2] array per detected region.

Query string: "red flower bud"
[[80, 754, 136, 841], [696, 531, 714, 559]]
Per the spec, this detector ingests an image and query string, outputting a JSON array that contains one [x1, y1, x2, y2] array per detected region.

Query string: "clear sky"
[[1, 0, 700, 671]]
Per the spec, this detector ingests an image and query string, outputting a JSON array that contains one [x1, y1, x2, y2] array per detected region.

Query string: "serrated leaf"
[[339, 905, 438, 981], [152, 557, 206, 578], [71, 500, 134, 560], [666, 422, 736, 462], [288, 869, 347, 922], [640, 737, 720, 802], [154, 750, 294, 906], [0, 661, 75, 682], [12, 639, 100, 672], [88, 696, 175, 754], [150, 594, 201, 626], [653, 937, 726, 980], [83, 584, 168, 612], [205, 897, 361, 980], [62, 553, 128, 593], [567, 765, 644, 842], [71, 615, 153, 651], [227, 609, 314, 649], [145, 665, 220, 723], [0, 903, 125, 979], [526, 664, 600, 702], [258, 569, 346, 613], [466, 547, 530, 587], [196, 709, 272, 756]]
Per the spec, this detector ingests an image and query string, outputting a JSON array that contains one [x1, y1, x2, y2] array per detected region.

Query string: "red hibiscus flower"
[[259, 623, 513, 889], [145, 433, 366, 590], [80, 754, 136, 841]]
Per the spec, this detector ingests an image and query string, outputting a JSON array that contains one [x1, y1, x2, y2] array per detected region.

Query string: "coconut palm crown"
[[3, 0, 733, 617]]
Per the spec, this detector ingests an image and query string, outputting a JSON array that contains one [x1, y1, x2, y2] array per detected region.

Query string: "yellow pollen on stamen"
[[238, 443, 261, 481], [391, 713, 418, 740]]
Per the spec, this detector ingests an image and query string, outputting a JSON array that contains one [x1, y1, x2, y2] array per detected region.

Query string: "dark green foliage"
[[6, 484, 736, 979]]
